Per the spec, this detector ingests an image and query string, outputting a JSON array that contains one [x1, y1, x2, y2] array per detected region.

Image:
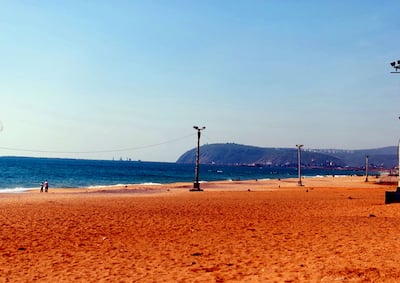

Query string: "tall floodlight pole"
[[390, 61, 400, 191], [385, 62, 400, 203], [365, 155, 369, 182], [398, 138, 400, 191], [296, 144, 304, 186], [397, 137, 400, 191], [191, 126, 206, 191]]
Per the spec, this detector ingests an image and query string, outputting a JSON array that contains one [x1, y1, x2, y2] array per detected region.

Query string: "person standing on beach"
[[40, 182, 44, 193], [44, 180, 49, 193]]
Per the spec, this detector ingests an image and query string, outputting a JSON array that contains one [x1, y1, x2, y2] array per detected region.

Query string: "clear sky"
[[1, 1, 400, 162]]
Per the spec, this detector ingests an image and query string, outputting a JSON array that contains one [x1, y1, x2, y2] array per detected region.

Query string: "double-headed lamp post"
[[296, 144, 304, 186], [191, 126, 206, 191]]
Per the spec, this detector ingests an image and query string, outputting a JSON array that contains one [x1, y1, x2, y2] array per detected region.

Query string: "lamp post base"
[[190, 182, 203, 191], [385, 187, 400, 204], [297, 181, 303, 186]]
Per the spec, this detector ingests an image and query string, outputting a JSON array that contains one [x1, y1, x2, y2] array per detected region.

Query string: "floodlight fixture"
[[390, 60, 400, 73]]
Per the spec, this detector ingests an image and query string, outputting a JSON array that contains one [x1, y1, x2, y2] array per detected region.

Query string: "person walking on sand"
[[40, 182, 44, 193], [44, 180, 49, 193]]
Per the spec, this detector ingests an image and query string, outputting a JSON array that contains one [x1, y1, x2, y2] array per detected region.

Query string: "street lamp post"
[[397, 138, 400, 191], [384, 62, 400, 203], [191, 126, 205, 191], [365, 155, 369, 182], [296, 144, 304, 186], [398, 117, 400, 191], [391, 61, 400, 191]]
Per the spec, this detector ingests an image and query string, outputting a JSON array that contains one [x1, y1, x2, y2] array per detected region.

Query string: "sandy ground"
[[1, 176, 400, 282]]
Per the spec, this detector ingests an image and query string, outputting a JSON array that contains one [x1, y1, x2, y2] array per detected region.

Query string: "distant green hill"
[[176, 143, 398, 169]]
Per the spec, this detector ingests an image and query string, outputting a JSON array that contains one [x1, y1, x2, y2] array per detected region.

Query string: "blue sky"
[[1, 1, 400, 161]]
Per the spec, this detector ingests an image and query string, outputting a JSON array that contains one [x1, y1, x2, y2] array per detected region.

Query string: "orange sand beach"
[[1, 176, 400, 282]]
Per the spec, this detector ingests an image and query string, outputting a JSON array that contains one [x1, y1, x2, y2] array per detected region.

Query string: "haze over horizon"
[[1, 1, 400, 162]]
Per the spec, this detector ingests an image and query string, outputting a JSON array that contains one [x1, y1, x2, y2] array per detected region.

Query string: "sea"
[[0, 156, 366, 192]]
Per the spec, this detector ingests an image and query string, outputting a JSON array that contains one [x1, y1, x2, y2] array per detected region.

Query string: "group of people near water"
[[40, 180, 49, 193]]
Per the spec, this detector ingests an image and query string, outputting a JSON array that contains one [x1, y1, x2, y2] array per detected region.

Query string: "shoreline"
[[7, 175, 395, 195]]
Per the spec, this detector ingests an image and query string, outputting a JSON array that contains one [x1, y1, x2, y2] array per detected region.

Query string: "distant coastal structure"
[[306, 148, 355, 154]]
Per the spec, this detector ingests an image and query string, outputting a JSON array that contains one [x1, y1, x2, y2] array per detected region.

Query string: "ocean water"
[[0, 156, 365, 192]]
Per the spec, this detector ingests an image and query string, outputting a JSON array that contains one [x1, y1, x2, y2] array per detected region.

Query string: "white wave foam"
[[0, 187, 34, 193], [306, 174, 352, 179], [87, 184, 129, 189], [87, 182, 163, 189]]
